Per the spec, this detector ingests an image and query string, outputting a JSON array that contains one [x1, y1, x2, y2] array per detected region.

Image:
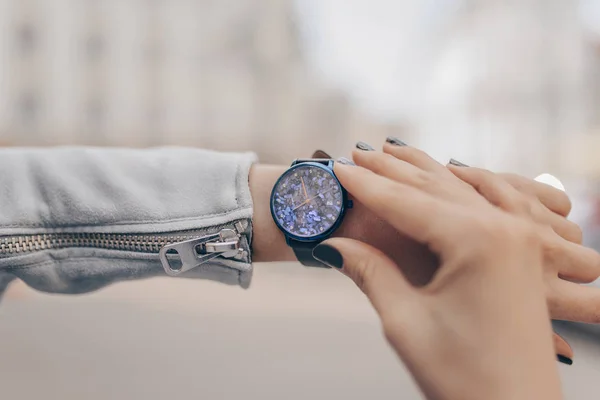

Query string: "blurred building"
[[0, 0, 396, 163], [417, 0, 600, 178]]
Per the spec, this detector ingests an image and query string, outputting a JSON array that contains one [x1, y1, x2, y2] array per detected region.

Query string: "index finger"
[[499, 173, 572, 216], [334, 163, 456, 246]]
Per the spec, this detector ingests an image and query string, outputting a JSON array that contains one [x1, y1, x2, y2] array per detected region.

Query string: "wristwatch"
[[270, 158, 352, 267]]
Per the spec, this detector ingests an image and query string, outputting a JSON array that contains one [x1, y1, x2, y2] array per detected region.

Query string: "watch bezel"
[[270, 161, 348, 243]]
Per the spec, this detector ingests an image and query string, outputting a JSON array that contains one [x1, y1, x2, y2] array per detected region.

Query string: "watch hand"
[[292, 188, 335, 211], [305, 188, 334, 203], [301, 177, 308, 199], [293, 200, 309, 211]]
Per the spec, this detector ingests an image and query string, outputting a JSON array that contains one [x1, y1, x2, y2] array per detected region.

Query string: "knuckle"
[[382, 317, 404, 346], [413, 170, 435, 188], [587, 249, 600, 275], [350, 256, 380, 295], [546, 287, 560, 312], [394, 146, 428, 164], [475, 179, 502, 203], [367, 152, 393, 174], [469, 167, 494, 183], [542, 234, 562, 267], [500, 173, 528, 191], [557, 193, 573, 215], [407, 147, 428, 160], [564, 221, 583, 244], [511, 195, 533, 216], [381, 308, 413, 347], [468, 214, 539, 253], [519, 224, 543, 249]]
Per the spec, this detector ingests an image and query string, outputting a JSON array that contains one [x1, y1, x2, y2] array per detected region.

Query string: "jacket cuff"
[[0, 147, 258, 294]]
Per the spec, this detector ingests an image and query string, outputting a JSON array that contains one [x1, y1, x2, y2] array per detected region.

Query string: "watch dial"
[[272, 165, 344, 238]]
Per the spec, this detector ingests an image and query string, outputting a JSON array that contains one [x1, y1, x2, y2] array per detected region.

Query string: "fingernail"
[[449, 158, 469, 167], [313, 244, 344, 269], [557, 355, 573, 365], [356, 141, 374, 151], [386, 136, 407, 146], [336, 157, 356, 166]]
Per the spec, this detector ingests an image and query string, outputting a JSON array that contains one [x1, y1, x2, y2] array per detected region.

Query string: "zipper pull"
[[160, 228, 245, 277]]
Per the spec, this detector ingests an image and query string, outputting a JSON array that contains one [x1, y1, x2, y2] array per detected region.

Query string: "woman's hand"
[[251, 145, 591, 363], [344, 140, 600, 363], [313, 162, 562, 400]]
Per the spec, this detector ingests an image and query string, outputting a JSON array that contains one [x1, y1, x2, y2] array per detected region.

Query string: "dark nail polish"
[[557, 355, 573, 365], [449, 158, 469, 167], [313, 244, 344, 269], [356, 141, 374, 151], [386, 136, 407, 147], [337, 157, 356, 166]]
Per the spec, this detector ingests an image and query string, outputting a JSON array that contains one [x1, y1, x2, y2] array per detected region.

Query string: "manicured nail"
[[386, 136, 407, 146], [313, 244, 343, 269], [449, 158, 469, 167], [356, 141, 374, 151], [336, 157, 356, 166], [557, 355, 573, 365]]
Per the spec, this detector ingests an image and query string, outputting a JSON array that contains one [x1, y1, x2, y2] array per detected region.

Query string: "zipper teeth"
[[0, 232, 202, 256]]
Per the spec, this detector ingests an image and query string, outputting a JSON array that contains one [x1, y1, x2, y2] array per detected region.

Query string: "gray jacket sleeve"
[[0, 147, 258, 299]]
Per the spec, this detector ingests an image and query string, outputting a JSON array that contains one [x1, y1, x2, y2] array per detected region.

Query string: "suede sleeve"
[[0, 147, 258, 296]]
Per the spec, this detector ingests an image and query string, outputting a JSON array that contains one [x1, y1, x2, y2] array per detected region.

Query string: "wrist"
[[249, 164, 295, 262]]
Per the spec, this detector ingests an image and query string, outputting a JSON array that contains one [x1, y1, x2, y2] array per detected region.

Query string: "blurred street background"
[[1, 0, 600, 398]]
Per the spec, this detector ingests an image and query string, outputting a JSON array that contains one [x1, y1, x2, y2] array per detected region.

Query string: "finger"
[[382, 142, 454, 177], [550, 280, 600, 323], [544, 234, 600, 284], [499, 173, 572, 217], [451, 166, 582, 243], [451, 166, 583, 243], [353, 149, 422, 181], [354, 150, 485, 206], [313, 238, 419, 318], [333, 163, 459, 247], [553, 332, 574, 361], [531, 204, 583, 244], [448, 165, 532, 216]]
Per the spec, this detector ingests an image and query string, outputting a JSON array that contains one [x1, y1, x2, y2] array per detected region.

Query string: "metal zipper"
[[0, 220, 249, 277]]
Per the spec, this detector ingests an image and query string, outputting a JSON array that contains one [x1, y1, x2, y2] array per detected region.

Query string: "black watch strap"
[[289, 240, 329, 268], [292, 158, 331, 166]]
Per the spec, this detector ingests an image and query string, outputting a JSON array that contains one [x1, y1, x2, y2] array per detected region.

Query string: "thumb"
[[553, 332, 574, 365], [313, 238, 418, 316]]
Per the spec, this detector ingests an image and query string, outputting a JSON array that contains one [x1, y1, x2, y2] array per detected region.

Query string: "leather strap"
[[290, 240, 329, 268], [311, 150, 332, 159], [292, 158, 331, 166]]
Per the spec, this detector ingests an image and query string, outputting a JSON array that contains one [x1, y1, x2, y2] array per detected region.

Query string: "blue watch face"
[[271, 164, 344, 239]]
